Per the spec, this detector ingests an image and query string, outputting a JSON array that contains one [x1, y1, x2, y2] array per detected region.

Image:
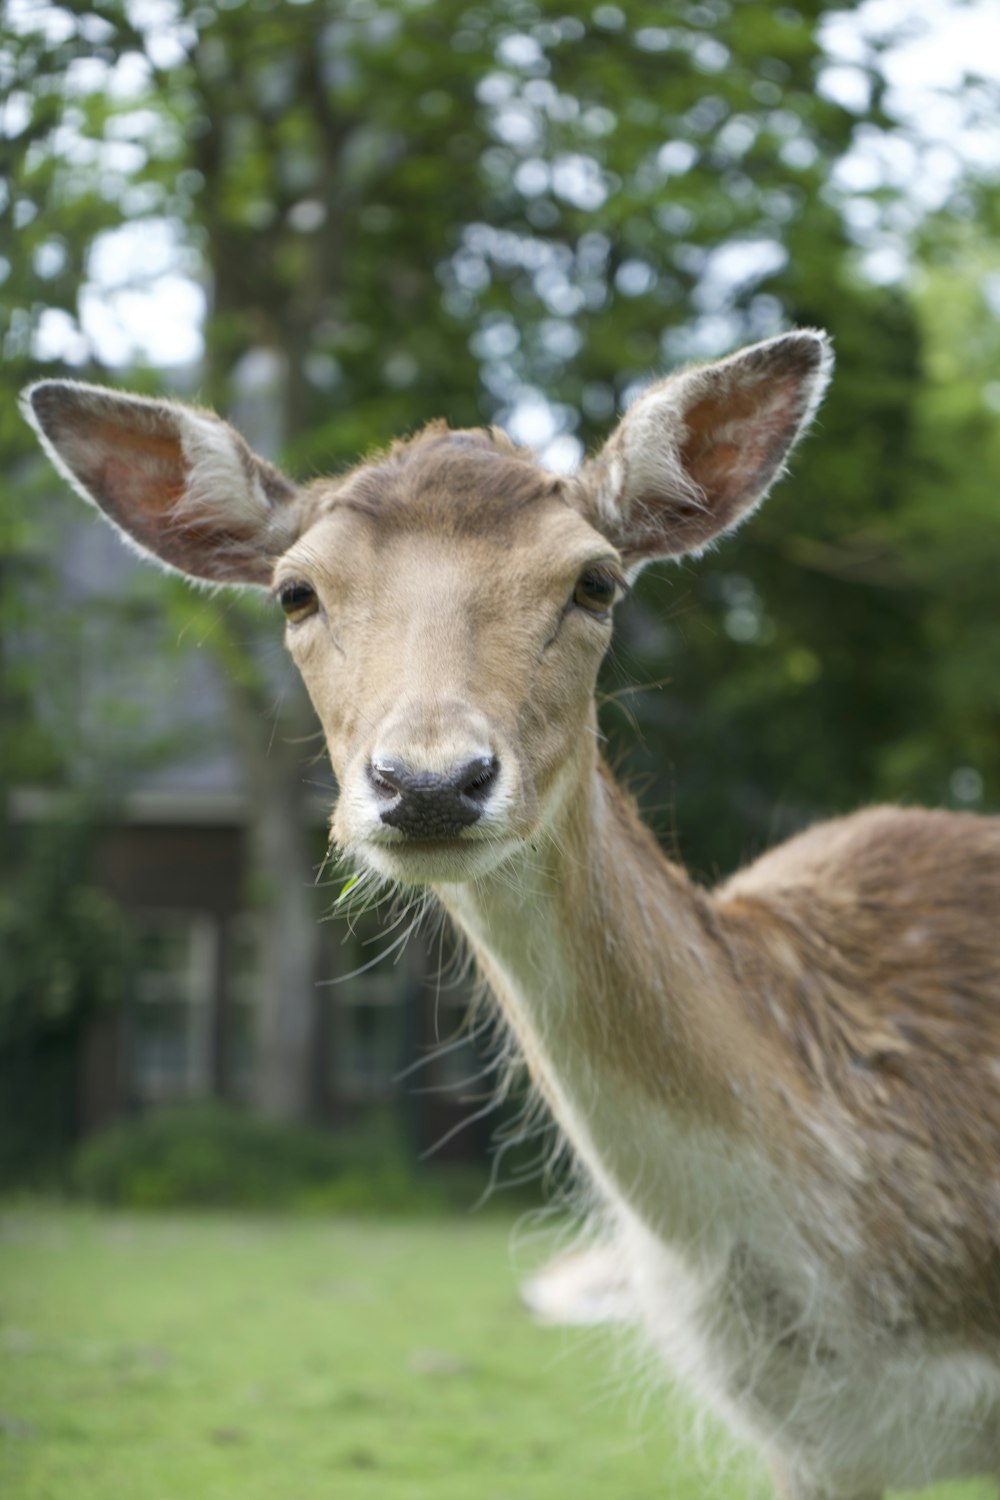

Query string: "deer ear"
[[582, 331, 833, 572], [21, 380, 303, 586]]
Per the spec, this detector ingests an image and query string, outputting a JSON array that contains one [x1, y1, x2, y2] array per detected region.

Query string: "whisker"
[[319, 919, 419, 984], [419, 1093, 505, 1161]]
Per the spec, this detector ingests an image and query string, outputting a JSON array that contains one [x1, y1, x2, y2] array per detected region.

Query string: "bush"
[[0, 811, 130, 1184], [71, 1103, 473, 1213]]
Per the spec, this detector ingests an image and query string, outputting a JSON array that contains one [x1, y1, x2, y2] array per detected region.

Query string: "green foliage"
[[71, 1103, 485, 1212], [5, 0, 996, 889], [0, 812, 127, 1044], [2, 3, 999, 1134]]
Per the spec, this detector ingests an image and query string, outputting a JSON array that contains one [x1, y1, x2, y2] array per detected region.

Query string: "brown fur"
[[718, 807, 1000, 1337], [300, 423, 564, 540]]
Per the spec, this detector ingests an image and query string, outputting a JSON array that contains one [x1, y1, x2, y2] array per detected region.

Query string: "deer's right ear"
[[21, 380, 303, 586]]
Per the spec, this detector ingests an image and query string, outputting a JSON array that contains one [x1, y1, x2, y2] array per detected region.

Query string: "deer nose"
[[369, 755, 499, 838]]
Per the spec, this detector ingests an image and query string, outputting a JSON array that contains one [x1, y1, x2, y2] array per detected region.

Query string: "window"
[[129, 912, 216, 1102], [331, 965, 406, 1100]]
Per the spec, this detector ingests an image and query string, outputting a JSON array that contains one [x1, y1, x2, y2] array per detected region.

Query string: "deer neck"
[[439, 738, 773, 1238]]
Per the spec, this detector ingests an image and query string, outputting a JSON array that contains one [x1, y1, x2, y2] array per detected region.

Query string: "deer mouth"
[[360, 827, 521, 885]]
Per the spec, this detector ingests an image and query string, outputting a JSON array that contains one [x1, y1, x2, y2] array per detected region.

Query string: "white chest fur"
[[620, 1206, 1000, 1494]]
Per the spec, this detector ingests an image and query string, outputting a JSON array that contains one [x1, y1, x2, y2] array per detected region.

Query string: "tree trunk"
[[226, 670, 323, 1123]]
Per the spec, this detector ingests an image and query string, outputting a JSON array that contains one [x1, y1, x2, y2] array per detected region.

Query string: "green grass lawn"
[[0, 1207, 992, 1500]]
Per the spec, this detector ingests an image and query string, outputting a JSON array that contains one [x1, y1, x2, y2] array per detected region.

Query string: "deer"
[[23, 330, 1000, 1499]]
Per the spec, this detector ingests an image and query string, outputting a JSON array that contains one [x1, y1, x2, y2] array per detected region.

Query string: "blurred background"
[[2, 0, 999, 1204], [3, 5, 1000, 1496]]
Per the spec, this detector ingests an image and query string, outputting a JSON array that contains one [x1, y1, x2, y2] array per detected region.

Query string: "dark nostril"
[[369, 760, 405, 799], [458, 755, 499, 803]]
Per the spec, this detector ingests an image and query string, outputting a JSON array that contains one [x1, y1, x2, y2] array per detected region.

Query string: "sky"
[[20, 0, 1000, 379]]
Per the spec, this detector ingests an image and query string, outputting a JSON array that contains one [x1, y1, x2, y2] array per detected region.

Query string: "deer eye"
[[573, 567, 624, 617], [278, 580, 318, 623]]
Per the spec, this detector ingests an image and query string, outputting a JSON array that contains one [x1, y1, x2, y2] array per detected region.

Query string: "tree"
[[4, 0, 998, 1116]]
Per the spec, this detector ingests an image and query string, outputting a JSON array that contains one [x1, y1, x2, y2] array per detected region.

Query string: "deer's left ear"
[[580, 331, 833, 573], [21, 380, 303, 587]]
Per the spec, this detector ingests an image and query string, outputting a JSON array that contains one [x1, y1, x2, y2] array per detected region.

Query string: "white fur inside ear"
[[593, 379, 710, 554], [601, 382, 709, 518], [174, 408, 271, 527], [593, 450, 627, 531]]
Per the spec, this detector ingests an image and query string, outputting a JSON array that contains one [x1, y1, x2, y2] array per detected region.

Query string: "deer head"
[[23, 331, 831, 885]]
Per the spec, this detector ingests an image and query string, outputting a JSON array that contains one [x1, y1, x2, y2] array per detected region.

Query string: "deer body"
[[448, 773, 1000, 1496], [24, 332, 1000, 1499]]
